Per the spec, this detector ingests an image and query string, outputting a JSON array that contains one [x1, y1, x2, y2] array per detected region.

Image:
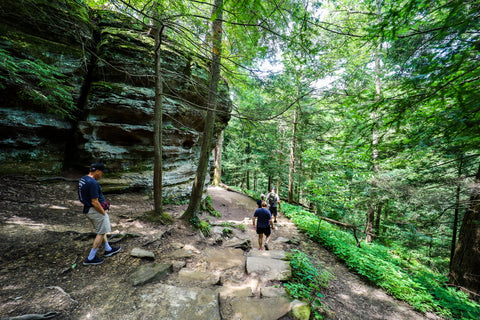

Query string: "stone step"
[[127, 245, 303, 319]]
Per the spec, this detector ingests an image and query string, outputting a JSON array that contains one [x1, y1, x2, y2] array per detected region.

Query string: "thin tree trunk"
[[183, 0, 223, 220], [374, 203, 382, 237], [212, 130, 223, 186], [153, 24, 165, 216], [450, 162, 480, 298], [365, 39, 382, 243], [450, 156, 463, 269], [288, 106, 298, 203]]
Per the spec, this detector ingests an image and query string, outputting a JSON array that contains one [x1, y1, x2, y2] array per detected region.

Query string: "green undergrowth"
[[282, 203, 480, 320], [202, 195, 221, 217], [285, 250, 332, 319], [190, 216, 211, 237]]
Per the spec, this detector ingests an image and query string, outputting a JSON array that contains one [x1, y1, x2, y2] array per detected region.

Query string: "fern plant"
[[282, 203, 480, 319], [0, 49, 76, 119], [285, 249, 332, 319]]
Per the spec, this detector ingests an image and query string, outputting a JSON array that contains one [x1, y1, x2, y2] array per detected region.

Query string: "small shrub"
[[285, 249, 332, 319], [190, 216, 211, 237]]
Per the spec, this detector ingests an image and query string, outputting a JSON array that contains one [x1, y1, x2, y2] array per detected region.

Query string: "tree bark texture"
[[183, 0, 223, 220], [288, 105, 298, 203], [153, 24, 165, 216], [365, 39, 382, 243], [450, 162, 480, 298], [212, 130, 223, 186], [450, 157, 463, 269]]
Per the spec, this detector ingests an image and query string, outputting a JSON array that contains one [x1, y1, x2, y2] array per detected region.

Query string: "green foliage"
[[190, 216, 211, 237], [0, 49, 76, 119], [222, 227, 233, 237], [283, 203, 480, 319], [221, 222, 234, 228], [141, 209, 173, 225], [285, 249, 331, 319], [202, 195, 221, 217]]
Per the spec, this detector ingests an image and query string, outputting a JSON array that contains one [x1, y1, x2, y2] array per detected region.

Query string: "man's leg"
[[93, 234, 106, 249], [258, 234, 264, 249], [84, 233, 106, 265], [103, 234, 121, 257], [264, 228, 272, 250]]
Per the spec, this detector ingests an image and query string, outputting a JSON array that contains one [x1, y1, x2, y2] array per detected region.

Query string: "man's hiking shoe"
[[274, 220, 277, 223], [104, 246, 121, 257], [83, 256, 104, 266], [264, 243, 269, 250]]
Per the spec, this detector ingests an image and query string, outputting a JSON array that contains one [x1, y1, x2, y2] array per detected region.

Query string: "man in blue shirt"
[[78, 163, 120, 265], [253, 201, 275, 250]]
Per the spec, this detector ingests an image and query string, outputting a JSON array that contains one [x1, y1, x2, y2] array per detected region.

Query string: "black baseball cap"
[[90, 163, 109, 173]]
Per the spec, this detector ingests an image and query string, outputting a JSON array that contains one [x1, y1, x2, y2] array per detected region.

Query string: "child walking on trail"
[[253, 201, 275, 250]]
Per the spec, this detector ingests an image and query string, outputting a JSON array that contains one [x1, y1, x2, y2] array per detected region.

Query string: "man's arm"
[[91, 198, 106, 215], [252, 216, 256, 228]]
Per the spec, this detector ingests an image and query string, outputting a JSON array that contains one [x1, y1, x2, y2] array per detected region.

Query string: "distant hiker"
[[256, 193, 265, 208], [266, 188, 280, 223], [78, 163, 121, 265], [253, 201, 274, 250]]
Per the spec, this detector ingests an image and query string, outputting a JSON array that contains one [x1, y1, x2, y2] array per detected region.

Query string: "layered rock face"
[[0, 0, 231, 200]]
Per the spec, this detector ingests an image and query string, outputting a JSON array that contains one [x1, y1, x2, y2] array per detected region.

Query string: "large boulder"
[[0, 0, 232, 200]]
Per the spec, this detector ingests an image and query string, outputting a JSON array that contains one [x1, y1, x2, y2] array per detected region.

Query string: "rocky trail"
[[0, 176, 439, 319]]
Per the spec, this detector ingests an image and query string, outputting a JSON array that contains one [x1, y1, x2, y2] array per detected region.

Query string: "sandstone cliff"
[[0, 0, 231, 200]]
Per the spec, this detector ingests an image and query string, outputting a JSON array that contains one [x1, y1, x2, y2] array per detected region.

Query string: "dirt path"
[[208, 186, 439, 320], [0, 177, 439, 319]]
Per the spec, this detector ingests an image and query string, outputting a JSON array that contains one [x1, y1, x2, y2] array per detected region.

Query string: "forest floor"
[[0, 174, 441, 320]]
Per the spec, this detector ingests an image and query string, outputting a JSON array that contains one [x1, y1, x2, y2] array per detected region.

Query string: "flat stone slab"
[[177, 268, 220, 287], [130, 247, 155, 259], [129, 284, 220, 320], [203, 247, 245, 270], [169, 248, 197, 259], [247, 249, 287, 260], [128, 263, 172, 286], [246, 250, 291, 281], [219, 285, 253, 299], [261, 286, 288, 298], [220, 296, 291, 320]]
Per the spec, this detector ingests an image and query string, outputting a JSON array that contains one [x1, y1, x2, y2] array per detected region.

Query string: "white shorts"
[[87, 208, 111, 234]]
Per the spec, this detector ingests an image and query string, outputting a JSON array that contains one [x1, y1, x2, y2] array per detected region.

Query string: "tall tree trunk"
[[450, 156, 463, 269], [212, 130, 223, 186], [183, 0, 223, 220], [449, 163, 480, 298], [288, 105, 298, 203], [365, 39, 382, 243], [153, 24, 165, 216]]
